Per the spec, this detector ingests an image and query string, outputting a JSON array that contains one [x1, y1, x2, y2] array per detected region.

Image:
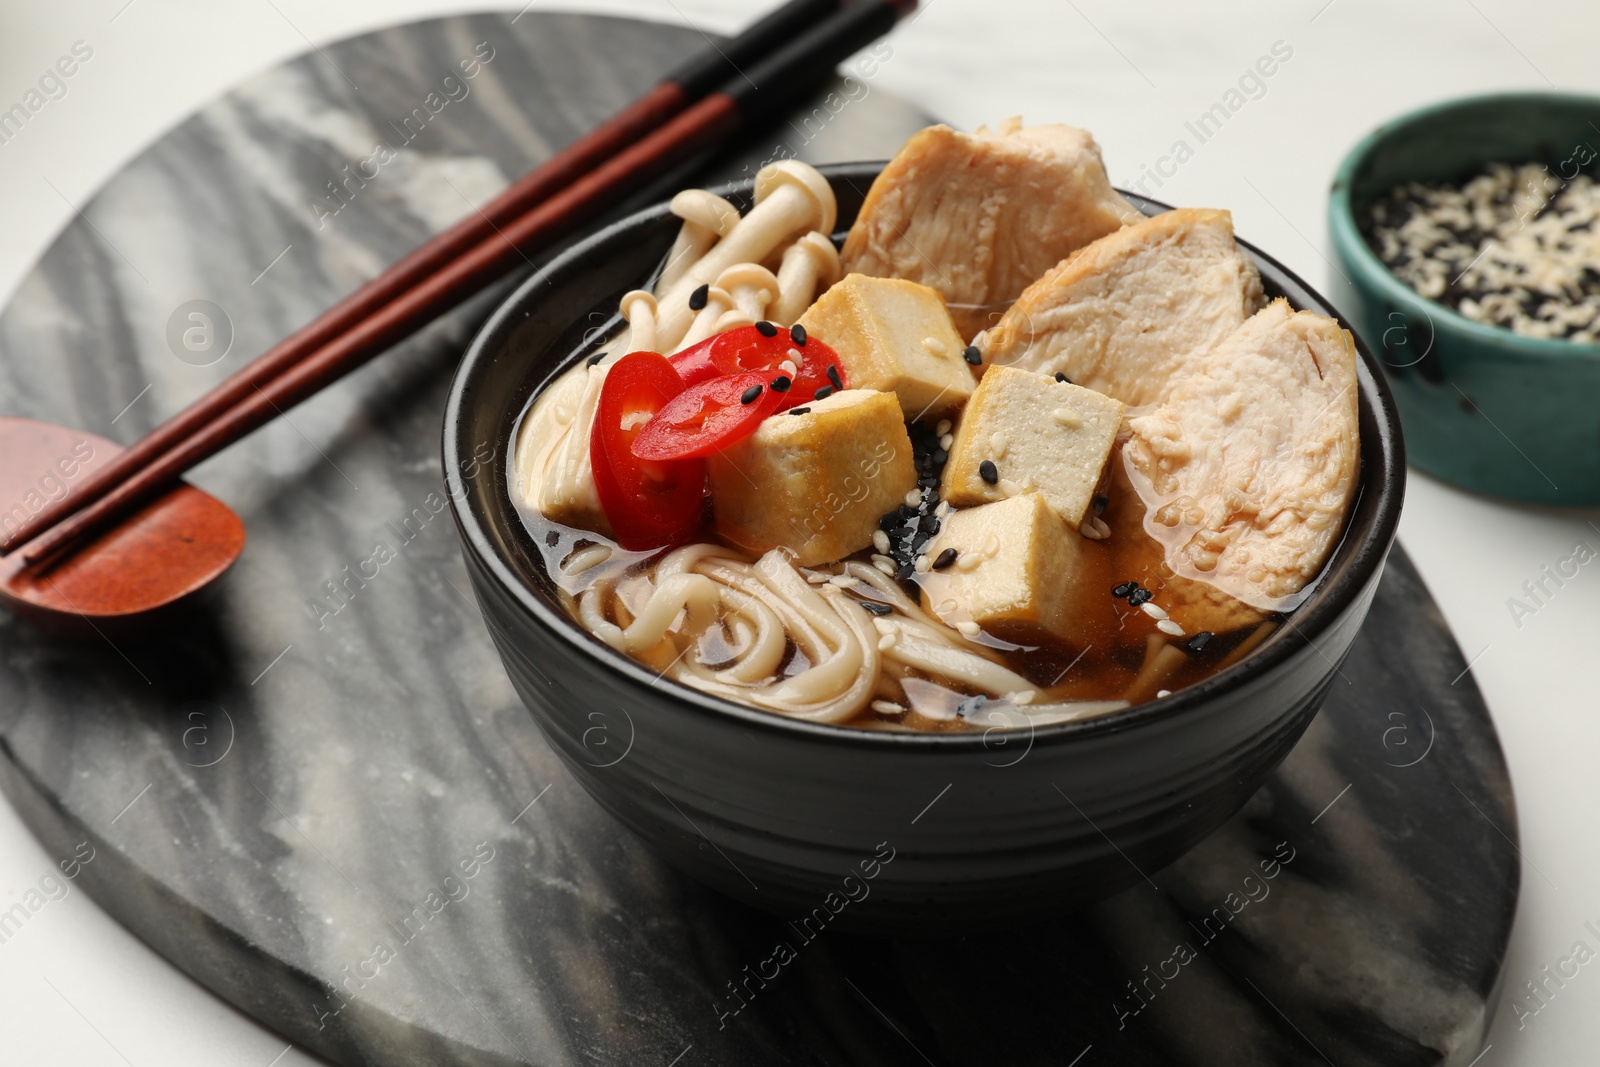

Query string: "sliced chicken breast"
[[982, 208, 1265, 407], [1124, 299, 1360, 610], [841, 120, 1140, 339]]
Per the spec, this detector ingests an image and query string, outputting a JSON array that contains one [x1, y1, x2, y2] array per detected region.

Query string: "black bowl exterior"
[[445, 164, 1405, 934]]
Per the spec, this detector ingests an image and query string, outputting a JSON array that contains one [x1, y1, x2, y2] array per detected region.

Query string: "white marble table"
[[0, 1, 1593, 1064]]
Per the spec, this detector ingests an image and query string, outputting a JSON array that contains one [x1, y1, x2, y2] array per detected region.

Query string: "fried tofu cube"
[[942, 365, 1123, 526], [919, 493, 1102, 645], [708, 389, 917, 566], [797, 274, 973, 420]]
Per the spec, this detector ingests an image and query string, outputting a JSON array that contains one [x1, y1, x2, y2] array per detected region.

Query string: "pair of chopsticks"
[[3, 0, 917, 566]]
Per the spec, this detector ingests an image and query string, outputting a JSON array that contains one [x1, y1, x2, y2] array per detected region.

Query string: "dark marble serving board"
[[0, 11, 1515, 1067]]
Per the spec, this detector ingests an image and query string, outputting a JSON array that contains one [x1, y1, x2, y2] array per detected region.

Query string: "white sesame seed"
[[1078, 519, 1106, 540], [779, 359, 798, 376], [914, 555, 931, 573], [873, 558, 896, 576], [1157, 619, 1185, 636], [877, 632, 898, 651], [1012, 690, 1037, 705], [998, 477, 1024, 496], [989, 431, 1008, 458], [1141, 602, 1169, 620], [1156, 689, 1172, 699], [956, 620, 981, 636], [828, 574, 859, 588], [955, 552, 981, 571], [935, 419, 952, 437], [871, 700, 905, 715], [1051, 407, 1081, 428], [787, 347, 804, 362], [939, 433, 955, 450], [921, 336, 948, 358], [872, 530, 891, 554], [804, 570, 830, 584], [904, 488, 922, 508]]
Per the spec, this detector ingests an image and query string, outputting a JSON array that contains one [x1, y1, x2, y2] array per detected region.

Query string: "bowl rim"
[[445, 161, 1405, 750], [1329, 89, 1600, 361]]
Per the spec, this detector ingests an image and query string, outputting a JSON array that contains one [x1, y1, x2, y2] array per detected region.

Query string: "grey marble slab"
[[0, 12, 1514, 1067]]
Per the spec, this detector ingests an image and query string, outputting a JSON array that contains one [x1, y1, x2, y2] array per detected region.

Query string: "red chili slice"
[[630, 370, 787, 461], [668, 324, 848, 411], [590, 351, 706, 550]]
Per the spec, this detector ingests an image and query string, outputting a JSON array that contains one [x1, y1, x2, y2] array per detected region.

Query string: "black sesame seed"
[[895, 563, 915, 581], [1185, 631, 1214, 654], [755, 320, 778, 337], [860, 601, 893, 617], [1054, 371, 1072, 384], [827, 364, 844, 390], [933, 448, 948, 466], [879, 512, 901, 532], [688, 284, 709, 311], [790, 323, 807, 345], [814, 385, 834, 401], [788, 406, 811, 416], [932, 548, 958, 570], [545, 530, 560, 547], [1128, 587, 1153, 607], [740, 384, 763, 405], [1093, 494, 1109, 515], [963, 345, 982, 366], [771, 375, 792, 392], [978, 459, 999, 484], [1111, 581, 1137, 598], [897, 504, 915, 520], [586, 351, 606, 366]]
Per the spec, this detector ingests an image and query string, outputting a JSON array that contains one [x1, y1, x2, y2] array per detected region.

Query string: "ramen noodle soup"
[[510, 119, 1361, 732]]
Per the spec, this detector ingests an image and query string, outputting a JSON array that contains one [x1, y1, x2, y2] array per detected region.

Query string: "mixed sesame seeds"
[[875, 421, 950, 580], [1364, 160, 1600, 341], [740, 383, 763, 404], [688, 283, 710, 311], [755, 320, 778, 337]]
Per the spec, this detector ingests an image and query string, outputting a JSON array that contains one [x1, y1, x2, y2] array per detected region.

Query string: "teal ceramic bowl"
[[1329, 92, 1600, 504]]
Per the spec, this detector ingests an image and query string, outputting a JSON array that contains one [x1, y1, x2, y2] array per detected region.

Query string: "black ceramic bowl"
[[444, 163, 1405, 935]]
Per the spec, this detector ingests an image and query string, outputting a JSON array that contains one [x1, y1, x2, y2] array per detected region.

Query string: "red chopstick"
[[0, 0, 862, 561]]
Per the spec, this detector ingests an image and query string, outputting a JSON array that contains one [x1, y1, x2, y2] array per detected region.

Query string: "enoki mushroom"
[[514, 160, 843, 520]]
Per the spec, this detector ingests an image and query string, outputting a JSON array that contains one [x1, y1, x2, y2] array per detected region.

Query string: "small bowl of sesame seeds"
[[1330, 92, 1600, 503]]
